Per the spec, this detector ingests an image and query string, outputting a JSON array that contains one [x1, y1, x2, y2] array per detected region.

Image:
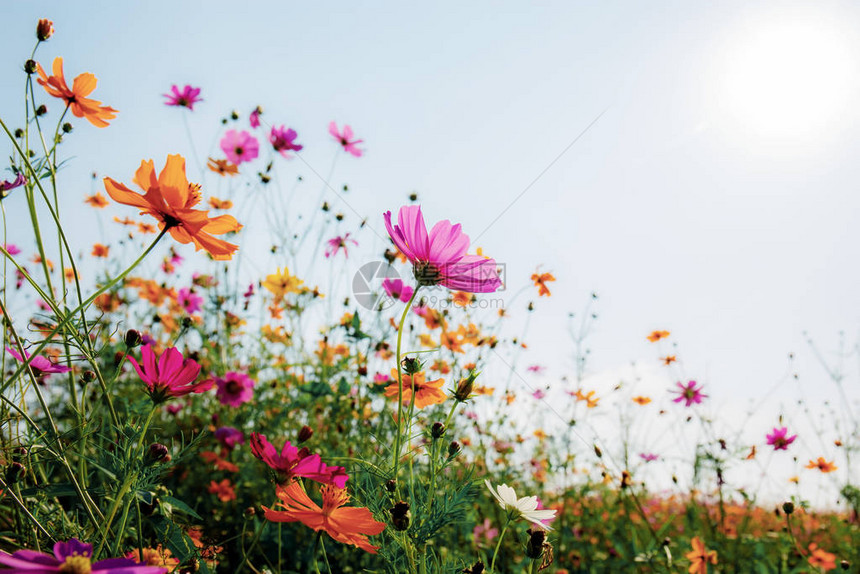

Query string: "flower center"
[[235, 146, 244, 156], [413, 261, 441, 286], [59, 555, 92, 574], [225, 380, 242, 395]]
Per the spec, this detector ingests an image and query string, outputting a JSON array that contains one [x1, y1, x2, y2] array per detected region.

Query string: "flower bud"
[[401, 356, 423, 375], [431, 422, 446, 439], [125, 329, 142, 348], [231, 110, 240, 120], [620, 470, 632, 489], [5, 462, 26, 483], [36, 104, 47, 117], [841, 560, 850, 570], [62, 122, 73, 133], [385, 479, 397, 493], [390, 501, 410, 531], [462, 561, 484, 574], [409, 193, 418, 202], [593, 445, 602, 458], [147, 443, 170, 463], [36, 19, 54, 41], [447, 441, 461, 458], [526, 529, 546, 559], [297, 425, 314, 444], [82, 370, 96, 383], [782, 501, 794, 515], [455, 371, 479, 402], [14, 128, 24, 139], [24, 60, 37, 74]]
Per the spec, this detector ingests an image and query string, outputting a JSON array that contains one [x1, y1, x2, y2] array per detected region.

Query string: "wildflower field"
[[1, 12, 859, 574]]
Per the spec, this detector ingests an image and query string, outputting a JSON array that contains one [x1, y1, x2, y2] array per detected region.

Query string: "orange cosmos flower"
[[807, 543, 836, 571], [806, 457, 837, 473], [63, 267, 77, 282], [263, 481, 386, 553], [384, 369, 447, 408], [662, 355, 677, 365], [632, 396, 652, 405], [91, 243, 109, 258], [647, 330, 670, 342], [35, 57, 118, 127], [207, 157, 239, 176], [104, 155, 242, 260], [84, 192, 109, 208], [574, 389, 600, 408], [452, 291, 472, 307], [531, 271, 556, 296], [208, 197, 233, 210], [685, 536, 718, 574], [208, 479, 236, 502]]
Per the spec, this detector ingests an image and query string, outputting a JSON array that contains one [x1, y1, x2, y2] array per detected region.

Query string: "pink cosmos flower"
[[473, 518, 499, 547], [639, 453, 659, 462], [269, 125, 303, 158], [671, 380, 707, 407], [329, 121, 364, 157], [382, 278, 414, 303], [215, 426, 245, 450], [527, 365, 546, 374], [384, 205, 502, 293], [0, 173, 26, 195], [532, 389, 546, 400], [7, 346, 71, 377], [373, 373, 390, 384], [243, 283, 255, 298], [220, 130, 259, 165], [250, 432, 348, 487], [214, 371, 255, 407], [2, 243, 21, 255], [250, 107, 262, 128], [0, 538, 167, 573], [177, 288, 203, 314], [766, 426, 797, 451], [163, 84, 202, 110], [325, 233, 358, 258], [127, 345, 212, 403]]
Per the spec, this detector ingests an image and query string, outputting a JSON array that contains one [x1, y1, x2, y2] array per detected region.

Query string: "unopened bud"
[[245, 506, 256, 517], [14, 128, 24, 139], [385, 479, 396, 493], [621, 470, 632, 489], [840, 560, 850, 570], [230, 110, 239, 120], [125, 329, 142, 348], [782, 501, 794, 515], [82, 370, 96, 383], [36, 19, 54, 41], [36, 104, 47, 117], [431, 422, 446, 439], [455, 371, 479, 402], [5, 462, 26, 484], [297, 425, 314, 443], [448, 441, 461, 458], [390, 501, 410, 531], [147, 443, 169, 463], [462, 561, 484, 574], [525, 529, 546, 559], [593, 445, 602, 458], [409, 193, 418, 202], [62, 122, 73, 133], [401, 356, 423, 375], [24, 60, 37, 74]]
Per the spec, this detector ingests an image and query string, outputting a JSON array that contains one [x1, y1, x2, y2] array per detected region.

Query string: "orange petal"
[[157, 154, 189, 207], [71, 72, 97, 97], [103, 177, 152, 210]]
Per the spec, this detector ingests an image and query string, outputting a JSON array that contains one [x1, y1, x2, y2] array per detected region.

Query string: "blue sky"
[[2, 1, 860, 499]]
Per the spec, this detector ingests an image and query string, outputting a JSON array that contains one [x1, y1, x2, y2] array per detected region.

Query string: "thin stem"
[[392, 286, 420, 491], [489, 518, 511, 573]]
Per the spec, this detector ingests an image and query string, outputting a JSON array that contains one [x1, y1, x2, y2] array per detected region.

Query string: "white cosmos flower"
[[484, 480, 556, 530]]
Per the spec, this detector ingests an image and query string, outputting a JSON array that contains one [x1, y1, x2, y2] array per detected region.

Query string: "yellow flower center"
[[59, 554, 92, 574]]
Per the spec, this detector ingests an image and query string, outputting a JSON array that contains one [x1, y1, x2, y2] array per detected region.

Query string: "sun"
[[713, 10, 857, 148]]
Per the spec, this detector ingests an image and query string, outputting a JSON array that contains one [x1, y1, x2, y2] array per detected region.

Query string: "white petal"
[[496, 484, 519, 508], [516, 495, 539, 512]]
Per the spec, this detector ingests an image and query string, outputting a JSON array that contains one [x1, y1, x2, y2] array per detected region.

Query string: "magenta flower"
[[250, 107, 262, 128], [127, 345, 212, 403], [384, 205, 502, 293], [374, 373, 390, 384], [163, 84, 202, 110], [329, 121, 364, 157], [671, 380, 707, 407], [243, 283, 255, 298], [220, 130, 259, 165], [177, 288, 203, 314], [0, 173, 26, 195], [532, 389, 546, 400], [382, 278, 414, 303], [2, 243, 21, 255], [215, 426, 245, 450], [269, 125, 303, 158], [324, 233, 358, 259], [7, 347, 71, 376], [0, 538, 167, 573], [214, 371, 255, 407], [766, 426, 797, 451], [639, 453, 659, 462], [527, 365, 546, 374], [250, 432, 348, 487]]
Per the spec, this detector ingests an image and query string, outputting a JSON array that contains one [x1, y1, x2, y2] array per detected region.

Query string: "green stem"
[[392, 286, 420, 491], [490, 518, 511, 573]]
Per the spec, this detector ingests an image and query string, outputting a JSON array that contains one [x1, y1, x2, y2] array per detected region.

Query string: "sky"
[[2, 1, 859, 504]]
